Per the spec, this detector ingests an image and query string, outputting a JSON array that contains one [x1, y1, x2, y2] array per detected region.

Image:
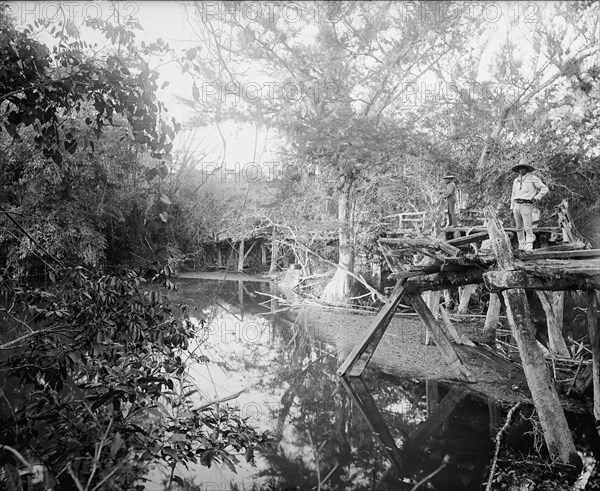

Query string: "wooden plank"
[[536, 291, 570, 357], [586, 291, 600, 426], [518, 249, 600, 261], [484, 270, 600, 292], [444, 226, 561, 234], [337, 280, 408, 377], [410, 293, 471, 382], [403, 268, 484, 292], [389, 271, 427, 280], [447, 231, 489, 247], [378, 237, 461, 257], [340, 377, 404, 471], [482, 293, 501, 344], [517, 260, 600, 285], [536, 242, 587, 252], [502, 287, 578, 463]]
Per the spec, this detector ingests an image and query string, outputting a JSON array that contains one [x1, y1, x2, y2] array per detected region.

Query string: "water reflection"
[[153, 278, 501, 490]]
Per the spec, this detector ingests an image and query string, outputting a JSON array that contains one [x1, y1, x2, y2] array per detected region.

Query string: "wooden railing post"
[[484, 206, 578, 465]]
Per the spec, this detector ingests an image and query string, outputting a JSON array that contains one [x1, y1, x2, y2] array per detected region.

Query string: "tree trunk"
[[322, 178, 354, 303], [475, 112, 508, 179]]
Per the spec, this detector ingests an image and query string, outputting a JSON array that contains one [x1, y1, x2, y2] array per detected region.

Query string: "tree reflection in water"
[[175, 279, 496, 490]]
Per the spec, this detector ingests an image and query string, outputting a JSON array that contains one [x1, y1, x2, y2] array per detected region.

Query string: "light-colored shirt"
[[510, 172, 549, 209], [443, 182, 456, 202]]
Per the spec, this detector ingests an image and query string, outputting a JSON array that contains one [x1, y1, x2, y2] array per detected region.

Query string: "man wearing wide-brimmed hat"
[[510, 158, 549, 251], [442, 175, 457, 226]]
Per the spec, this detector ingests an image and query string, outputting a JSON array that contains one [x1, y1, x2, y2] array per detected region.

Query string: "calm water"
[[146, 278, 509, 491]]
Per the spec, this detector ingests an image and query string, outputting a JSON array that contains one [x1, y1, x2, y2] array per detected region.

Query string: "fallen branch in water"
[[194, 356, 330, 412], [411, 454, 450, 490], [0, 444, 31, 468], [486, 401, 523, 491]]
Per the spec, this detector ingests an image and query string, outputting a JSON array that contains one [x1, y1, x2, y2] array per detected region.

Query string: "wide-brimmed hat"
[[511, 158, 535, 173], [442, 175, 455, 180]]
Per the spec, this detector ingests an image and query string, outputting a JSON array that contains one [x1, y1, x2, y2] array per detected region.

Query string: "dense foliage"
[[1, 1, 599, 488], [0, 4, 184, 277], [0, 6, 271, 489], [0, 268, 271, 489]]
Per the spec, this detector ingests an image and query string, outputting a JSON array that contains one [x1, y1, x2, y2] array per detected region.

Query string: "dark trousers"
[[446, 199, 456, 226]]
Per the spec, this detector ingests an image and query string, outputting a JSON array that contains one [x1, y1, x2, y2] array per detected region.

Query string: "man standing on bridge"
[[510, 158, 549, 251], [442, 175, 457, 227]]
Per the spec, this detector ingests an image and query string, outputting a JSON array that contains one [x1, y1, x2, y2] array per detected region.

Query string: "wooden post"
[[238, 280, 244, 316], [488, 399, 502, 438], [261, 241, 267, 268], [237, 239, 245, 272], [482, 293, 501, 344], [587, 291, 600, 428], [457, 284, 476, 314], [269, 239, 278, 274], [337, 280, 408, 377], [503, 288, 577, 462], [410, 293, 471, 382], [553, 291, 565, 332], [536, 291, 570, 357], [485, 206, 578, 464], [556, 199, 575, 243], [371, 255, 382, 291], [426, 379, 439, 416], [423, 290, 440, 345], [216, 246, 222, 267]]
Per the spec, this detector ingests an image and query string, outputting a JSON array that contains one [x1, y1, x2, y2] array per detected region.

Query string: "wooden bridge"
[[337, 205, 600, 466]]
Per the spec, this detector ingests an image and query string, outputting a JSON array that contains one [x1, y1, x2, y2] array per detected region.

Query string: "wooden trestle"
[[337, 205, 600, 465]]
